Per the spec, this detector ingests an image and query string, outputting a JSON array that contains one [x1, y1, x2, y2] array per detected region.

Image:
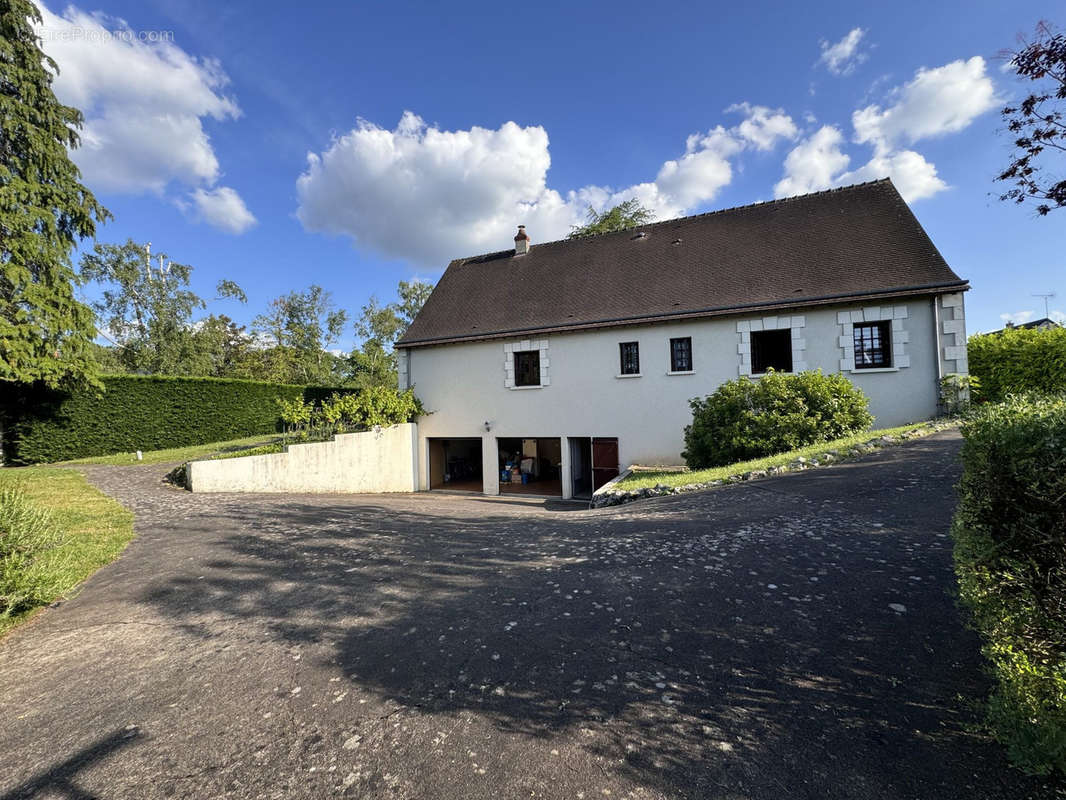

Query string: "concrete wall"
[[403, 294, 965, 496], [187, 423, 418, 494]]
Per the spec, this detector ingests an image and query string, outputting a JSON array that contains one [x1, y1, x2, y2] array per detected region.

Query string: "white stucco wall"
[[404, 294, 963, 495], [187, 423, 418, 493]]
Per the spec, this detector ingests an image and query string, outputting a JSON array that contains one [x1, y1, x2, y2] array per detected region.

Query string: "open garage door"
[[427, 438, 483, 492], [497, 437, 562, 496]]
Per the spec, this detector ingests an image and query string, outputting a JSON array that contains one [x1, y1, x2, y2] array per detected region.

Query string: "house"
[[987, 317, 1060, 334], [396, 179, 970, 500]]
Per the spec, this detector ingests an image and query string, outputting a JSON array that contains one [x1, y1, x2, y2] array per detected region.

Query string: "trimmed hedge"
[[1, 375, 354, 465], [682, 370, 873, 468], [969, 326, 1066, 402], [952, 395, 1066, 775]]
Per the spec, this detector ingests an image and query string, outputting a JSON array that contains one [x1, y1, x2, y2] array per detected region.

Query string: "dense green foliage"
[[682, 370, 873, 468], [278, 385, 423, 438], [1, 0, 109, 388], [568, 199, 654, 238], [0, 485, 65, 620], [952, 396, 1066, 775], [968, 326, 1066, 402], [0, 375, 355, 464]]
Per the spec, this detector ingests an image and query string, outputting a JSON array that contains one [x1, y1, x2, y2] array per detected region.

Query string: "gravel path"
[[0, 430, 1060, 799]]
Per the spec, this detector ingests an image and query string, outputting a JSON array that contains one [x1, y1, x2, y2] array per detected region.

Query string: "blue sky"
[[35, 0, 1066, 348]]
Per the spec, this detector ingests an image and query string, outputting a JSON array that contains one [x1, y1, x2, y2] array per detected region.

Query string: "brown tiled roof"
[[397, 179, 967, 348]]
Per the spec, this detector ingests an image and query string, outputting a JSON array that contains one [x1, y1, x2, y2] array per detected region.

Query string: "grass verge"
[[60, 433, 286, 466], [0, 467, 134, 636], [614, 421, 946, 492]]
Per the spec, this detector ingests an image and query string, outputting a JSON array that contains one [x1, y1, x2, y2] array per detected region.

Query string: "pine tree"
[[1, 0, 110, 388]]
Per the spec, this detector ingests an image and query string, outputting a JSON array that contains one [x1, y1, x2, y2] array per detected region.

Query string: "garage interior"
[[497, 437, 562, 496], [427, 438, 483, 492]]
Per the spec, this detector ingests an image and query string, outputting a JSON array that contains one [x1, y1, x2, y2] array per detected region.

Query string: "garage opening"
[[428, 438, 483, 492], [497, 438, 562, 496]]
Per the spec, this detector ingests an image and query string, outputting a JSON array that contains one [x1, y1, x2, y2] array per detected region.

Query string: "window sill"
[[509, 384, 544, 390], [666, 370, 695, 376], [751, 371, 793, 378], [615, 373, 642, 379], [851, 367, 899, 373]]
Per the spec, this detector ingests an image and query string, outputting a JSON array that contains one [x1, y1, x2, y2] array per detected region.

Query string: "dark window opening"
[[854, 321, 892, 368], [670, 337, 692, 372], [619, 342, 640, 375], [751, 329, 793, 374], [514, 350, 540, 386]]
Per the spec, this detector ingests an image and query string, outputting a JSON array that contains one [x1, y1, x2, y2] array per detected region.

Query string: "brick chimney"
[[514, 225, 530, 256]]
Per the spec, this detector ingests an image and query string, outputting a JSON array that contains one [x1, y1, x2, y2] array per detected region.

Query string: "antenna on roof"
[[1033, 291, 1056, 319]]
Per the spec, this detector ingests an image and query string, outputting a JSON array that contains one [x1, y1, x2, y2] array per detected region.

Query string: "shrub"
[[0, 486, 67, 619], [939, 373, 980, 416], [952, 395, 1066, 775], [968, 326, 1066, 402], [0, 375, 356, 465], [281, 386, 423, 441], [682, 370, 873, 468]]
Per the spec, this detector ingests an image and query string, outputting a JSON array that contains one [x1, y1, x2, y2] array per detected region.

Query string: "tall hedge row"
[[968, 326, 1066, 402], [1, 375, 352, 465], [952, 395, 1066, 775]]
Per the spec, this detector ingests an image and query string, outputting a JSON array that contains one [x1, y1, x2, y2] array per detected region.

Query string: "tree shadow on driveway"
[[133, 443, 1061, 799]]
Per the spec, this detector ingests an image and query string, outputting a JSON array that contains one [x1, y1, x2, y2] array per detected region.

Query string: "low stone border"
[[591, 419, 959, 508]]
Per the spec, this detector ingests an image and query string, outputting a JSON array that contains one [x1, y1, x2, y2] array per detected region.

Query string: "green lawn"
[[61, 433, 286, 466], [613, 421, 943, 492], [0, 467, 134, 636]]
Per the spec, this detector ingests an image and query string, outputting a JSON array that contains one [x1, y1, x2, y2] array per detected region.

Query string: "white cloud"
[[776, 57, 997, 202], [837, 150, 946, 201], [818, 28, 868, 76], [774, 126, 851, 198], [35, 2, 254, 230], [1051, 310, 1066, 324], [726, 103, 799, 150], [775, 127, 947, 203], [1000, 310, 1035, 325], [853, 56, 999, 154], [188, 186, 257, 234], [296, 104, 796, 265]]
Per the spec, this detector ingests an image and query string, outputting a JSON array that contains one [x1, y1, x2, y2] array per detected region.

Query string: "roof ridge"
[[453, 178, 894, 264]]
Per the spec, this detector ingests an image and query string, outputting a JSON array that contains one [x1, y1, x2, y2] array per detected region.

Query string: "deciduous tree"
[[568, 199, 654, 238], [347, 279, 433, 389], [997, 22, 1066, 215], [253, 285, 347, 385], [79, 239, 246, 375]]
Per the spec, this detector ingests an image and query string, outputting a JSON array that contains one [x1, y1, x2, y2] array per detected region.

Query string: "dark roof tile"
[[398, 179, 967, 347]]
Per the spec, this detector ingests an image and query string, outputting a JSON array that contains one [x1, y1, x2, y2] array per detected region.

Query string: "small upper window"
[[751, 329, 793, 374], [514, 350, 541, 386], [619, 342, 640, 375], [854, 321, 891, 369], [670, 337, 692, 372]]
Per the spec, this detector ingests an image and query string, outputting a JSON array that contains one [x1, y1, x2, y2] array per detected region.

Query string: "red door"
[[591, 438, 619, 490]]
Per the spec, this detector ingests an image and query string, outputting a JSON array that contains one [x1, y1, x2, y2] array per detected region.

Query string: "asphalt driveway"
[[0, 431, 1061, 799]]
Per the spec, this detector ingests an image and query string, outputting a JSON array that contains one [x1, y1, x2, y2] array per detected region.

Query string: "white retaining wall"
[[187, 423, 418, 493]]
